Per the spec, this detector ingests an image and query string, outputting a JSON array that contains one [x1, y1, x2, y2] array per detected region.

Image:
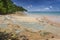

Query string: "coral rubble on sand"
[[0, 15, 60, 40]]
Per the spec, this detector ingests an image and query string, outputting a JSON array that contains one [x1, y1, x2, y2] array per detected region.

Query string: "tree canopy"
[[0, 0, 27, 15]]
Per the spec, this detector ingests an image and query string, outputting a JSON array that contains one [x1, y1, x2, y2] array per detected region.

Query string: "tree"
[[0, 0, 27, 15]]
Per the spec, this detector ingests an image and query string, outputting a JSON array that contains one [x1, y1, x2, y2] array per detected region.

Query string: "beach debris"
[[0, 32, 19, 40], [20, 35, 29, 40]]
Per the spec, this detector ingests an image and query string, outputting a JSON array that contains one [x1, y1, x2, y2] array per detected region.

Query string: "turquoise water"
[[13, 21, 44, 30], [12, 20, 60, 35], [15, 21, 60, 35], [27, 11, 60, 16], [0, 24, 7, 28]]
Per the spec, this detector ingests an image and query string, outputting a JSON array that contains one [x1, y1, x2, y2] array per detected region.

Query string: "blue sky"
[[12, 0, 60, 11]]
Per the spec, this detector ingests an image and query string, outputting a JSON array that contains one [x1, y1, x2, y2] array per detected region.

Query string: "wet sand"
[[0, 14, 60, 40]]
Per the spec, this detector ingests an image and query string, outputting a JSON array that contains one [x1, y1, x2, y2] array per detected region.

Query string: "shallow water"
[[15, 21, 44, 30], [12, 20, 60, 36], [0, 24, 7, 28], [0, 15, 60, 36]]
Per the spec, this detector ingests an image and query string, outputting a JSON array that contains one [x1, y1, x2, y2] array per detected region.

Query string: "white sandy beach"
[[12, 16, 38, 22], [11, 15, 60, 24], [0, 14, 60, 40]]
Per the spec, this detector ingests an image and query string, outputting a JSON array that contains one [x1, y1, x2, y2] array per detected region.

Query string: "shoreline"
[[0, 13, 60, 40]]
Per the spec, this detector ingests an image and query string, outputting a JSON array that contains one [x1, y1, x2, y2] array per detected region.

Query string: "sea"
[[26, 11, 60, 17]]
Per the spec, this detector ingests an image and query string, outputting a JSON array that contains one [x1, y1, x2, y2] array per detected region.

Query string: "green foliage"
[[0, 0, 27, 15]]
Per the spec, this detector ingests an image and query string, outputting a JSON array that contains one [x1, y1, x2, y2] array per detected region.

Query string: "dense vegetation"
[[0, 0, 27, 15]]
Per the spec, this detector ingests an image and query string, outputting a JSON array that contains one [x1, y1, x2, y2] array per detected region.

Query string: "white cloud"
[[36, 6, 53, 11], [28, 6, 30, 8], [50, 6, 53, 8], [13, 2, 16, 4], [27, 5, 32, 8], [42, 6, 53, 11], [30, 6, 53, 11], [44, 7, 50, 10], [36, 7, 50, 11]]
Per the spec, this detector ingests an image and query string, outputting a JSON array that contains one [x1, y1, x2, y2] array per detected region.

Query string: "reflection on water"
[[0, 20, 60, 36], [15, 21, 44, 30], [11, 21, 60, 36], [0, 24, 7, 28]]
